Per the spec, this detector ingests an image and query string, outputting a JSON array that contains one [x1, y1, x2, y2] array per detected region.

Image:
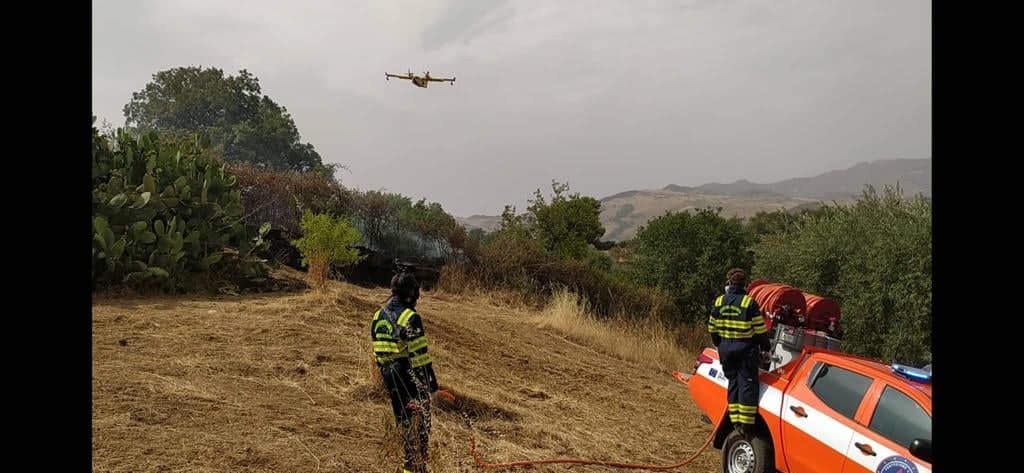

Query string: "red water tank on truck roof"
[[746, 279, 807, 330], [803, 293, 841, 333]]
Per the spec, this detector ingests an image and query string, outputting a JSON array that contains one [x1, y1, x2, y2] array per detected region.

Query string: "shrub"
[[292, 211, 363, 288], [627, 207, 754, 323], [753, 186, 931, 365]]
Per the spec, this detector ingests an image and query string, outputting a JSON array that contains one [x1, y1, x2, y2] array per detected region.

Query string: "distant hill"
[[454, 214, 502, 233], [457, 158, 930, 241], [688, 158, 930, 200], [599, 191, 823, 241]]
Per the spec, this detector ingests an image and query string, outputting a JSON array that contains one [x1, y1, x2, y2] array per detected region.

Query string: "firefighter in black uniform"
[[708, 268, 770, 437], [371, 270, 439, 473]]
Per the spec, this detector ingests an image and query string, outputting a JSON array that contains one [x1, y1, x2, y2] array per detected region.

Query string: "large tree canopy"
[[124, 67, 327, 173]]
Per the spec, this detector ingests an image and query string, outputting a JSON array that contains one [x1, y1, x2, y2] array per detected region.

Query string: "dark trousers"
[[381, 363, 431, 472], [719, 340, 760, 425]]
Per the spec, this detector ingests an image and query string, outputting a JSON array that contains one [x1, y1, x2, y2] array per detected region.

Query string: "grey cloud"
[[420, 0, 510, 51], [93, 0, 930, 217]]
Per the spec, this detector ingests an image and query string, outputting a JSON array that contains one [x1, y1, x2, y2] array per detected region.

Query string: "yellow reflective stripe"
[[408, 336, 428, 352], [717, 329, 755, 339], [751, 314, 767, 334], [734, 414, 756, 424], [715, 295, 724, 308], [719, 306, 743, 317], [718, 329, 754, 335], [740, 295, 752, 309], [370, 309, 381, 334], [410, 352, 432, 368], [375, 353, 409, 364], [737, 405, 758, 413], [397, 308, 416, 327], [373, 341, 402, 353], [716, 319, 753, 329]]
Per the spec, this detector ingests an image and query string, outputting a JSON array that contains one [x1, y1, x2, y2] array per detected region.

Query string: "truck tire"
[[721, 429, 773, 473]]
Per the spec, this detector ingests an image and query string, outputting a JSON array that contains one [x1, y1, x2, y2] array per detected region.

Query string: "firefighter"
[[371, 270, 439, 473], [708, 268, 770, 437]]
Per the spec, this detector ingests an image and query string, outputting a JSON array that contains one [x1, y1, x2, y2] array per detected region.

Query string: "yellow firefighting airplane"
[[385, 70, 456, 88]]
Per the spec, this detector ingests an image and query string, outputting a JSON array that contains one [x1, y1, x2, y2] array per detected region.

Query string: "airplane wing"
[[385, 73, 412, 80], [426, 75, 455, 82]]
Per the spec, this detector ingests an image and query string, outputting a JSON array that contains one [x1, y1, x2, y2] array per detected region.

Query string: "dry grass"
[[675, 322, 713, 360], [436, 263, 480, 295], [93, 281, 719, 472], [533, 289, 690, 371]]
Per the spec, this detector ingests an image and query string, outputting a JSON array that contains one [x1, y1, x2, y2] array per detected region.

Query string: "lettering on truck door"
[[842, 382, 932, 473], [780, 360, 873, 473]]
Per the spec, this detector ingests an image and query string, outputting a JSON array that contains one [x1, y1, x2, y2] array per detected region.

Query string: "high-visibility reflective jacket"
[[709, 287, 770, 349], [370, 297, 438, 392]]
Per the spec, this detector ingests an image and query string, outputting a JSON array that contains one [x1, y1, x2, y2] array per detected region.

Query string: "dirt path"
[[93, 283, 719, 472]]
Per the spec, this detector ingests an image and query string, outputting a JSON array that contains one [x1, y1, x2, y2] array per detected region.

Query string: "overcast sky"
[[93, 0, 931, 217]]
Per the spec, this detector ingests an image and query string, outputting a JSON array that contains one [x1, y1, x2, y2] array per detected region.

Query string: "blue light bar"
[[892, 363, 931, 383]]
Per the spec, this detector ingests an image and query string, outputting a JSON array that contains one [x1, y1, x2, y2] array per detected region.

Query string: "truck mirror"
[[909, 438, 932, 463]]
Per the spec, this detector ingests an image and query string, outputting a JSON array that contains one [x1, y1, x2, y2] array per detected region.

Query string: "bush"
[[229, 162, 353, 236], [524, 181, 605, 260], [91, 125, 270, 292], [350, 191, 474, 263], [292, 211, 363, 288], [627, 208, 754, 323], [447, 182, 673, 322], [752, 186, 931, 365], [453, 228, 676, 321]]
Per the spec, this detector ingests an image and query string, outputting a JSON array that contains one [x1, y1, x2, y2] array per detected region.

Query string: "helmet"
[[391, 261, 421, 306]]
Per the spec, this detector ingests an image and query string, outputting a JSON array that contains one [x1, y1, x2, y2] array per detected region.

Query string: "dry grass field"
[[93, 278, 719, 472]]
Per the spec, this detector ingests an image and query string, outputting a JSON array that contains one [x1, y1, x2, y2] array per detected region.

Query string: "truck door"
[[781, 361, 873, 473], [842, 384, 932, 473]]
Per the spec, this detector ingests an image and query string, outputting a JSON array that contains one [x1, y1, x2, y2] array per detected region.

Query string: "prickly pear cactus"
[[92, 127, 268, 292]]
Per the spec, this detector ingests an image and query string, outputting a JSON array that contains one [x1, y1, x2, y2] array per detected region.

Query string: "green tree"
[[753, 186, 931, 365], [629, 207, 753, 322], [292, 211, 362, 288], [124, 66, 327, 173], [525, 181, 605, 259], [746, 209, 799, 238]]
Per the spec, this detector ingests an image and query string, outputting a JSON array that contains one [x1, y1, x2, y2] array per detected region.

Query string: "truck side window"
[[808, 362, 872, 420], [869, 386, 931, 448]]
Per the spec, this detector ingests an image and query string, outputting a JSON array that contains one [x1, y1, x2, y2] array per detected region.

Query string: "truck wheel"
[[721, 429, 772, 473]]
